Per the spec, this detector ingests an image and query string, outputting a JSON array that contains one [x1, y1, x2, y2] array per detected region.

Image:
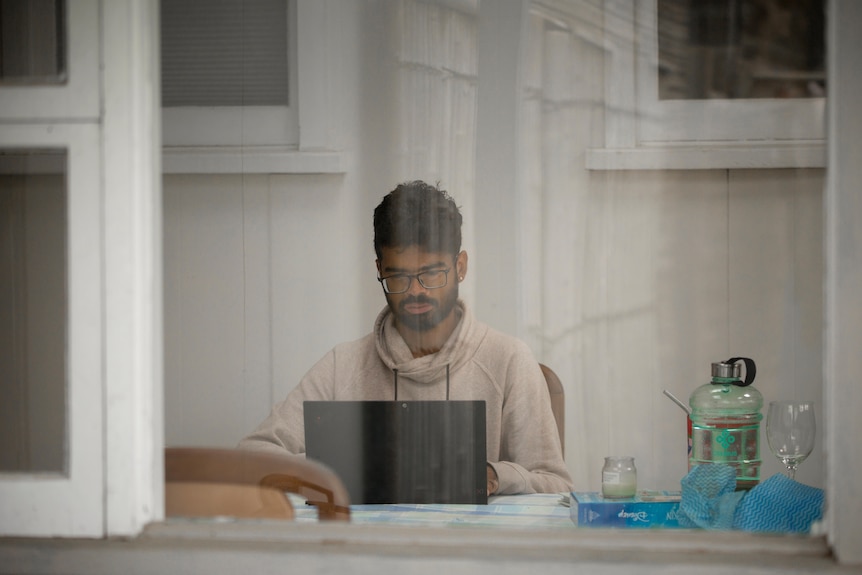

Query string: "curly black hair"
[[373, 180, 462, 259]]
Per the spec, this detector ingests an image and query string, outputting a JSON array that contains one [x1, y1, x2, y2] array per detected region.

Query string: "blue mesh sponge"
[[733, 473, 824, 533], [679, 465, 824, 533], [679, 464, 744, 530]]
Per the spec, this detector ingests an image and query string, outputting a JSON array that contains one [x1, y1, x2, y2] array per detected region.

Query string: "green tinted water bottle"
[[688, 357, 762, 490]]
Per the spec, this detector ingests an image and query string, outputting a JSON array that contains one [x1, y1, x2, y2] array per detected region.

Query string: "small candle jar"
[[602, 456, 637, 499]]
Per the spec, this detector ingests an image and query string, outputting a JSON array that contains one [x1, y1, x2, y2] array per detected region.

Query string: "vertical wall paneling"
[[240, 177, 274, 431], [475, 0, 526, 336], [652, 170, 729, 485], [163, 177, 248, 447], [728, 169, 824, 486], [517, 13, 545, 356]]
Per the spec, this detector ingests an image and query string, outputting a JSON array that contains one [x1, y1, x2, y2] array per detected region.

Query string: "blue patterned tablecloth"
[[289, 493, 575, 529]]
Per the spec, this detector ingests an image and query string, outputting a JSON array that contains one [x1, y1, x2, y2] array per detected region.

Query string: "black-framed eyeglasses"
[[377, 268, 451, 294]]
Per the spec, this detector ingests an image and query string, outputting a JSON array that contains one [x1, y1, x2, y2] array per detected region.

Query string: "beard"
[[388, 287, 459, 332]]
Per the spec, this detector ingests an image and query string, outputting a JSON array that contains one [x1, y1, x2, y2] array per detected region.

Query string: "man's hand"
[[487, 463, 499, 496]]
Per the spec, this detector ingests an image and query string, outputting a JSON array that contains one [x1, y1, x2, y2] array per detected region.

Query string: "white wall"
[[560, 167, 824, 491], [163, 173, 371, 446], [163, 0, 825, 493]]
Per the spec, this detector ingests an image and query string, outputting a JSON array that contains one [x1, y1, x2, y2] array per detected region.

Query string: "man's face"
[[376, 245, 465, 333]]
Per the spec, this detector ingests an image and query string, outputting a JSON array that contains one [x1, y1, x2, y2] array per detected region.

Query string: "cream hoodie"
[[238, 301, 573, 494]]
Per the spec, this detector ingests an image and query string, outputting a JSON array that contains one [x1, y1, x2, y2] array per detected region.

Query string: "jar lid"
[[711, 362, 741, 378]]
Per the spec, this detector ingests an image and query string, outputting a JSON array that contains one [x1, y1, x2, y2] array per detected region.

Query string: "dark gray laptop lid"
[[303, 400, 488, 505]]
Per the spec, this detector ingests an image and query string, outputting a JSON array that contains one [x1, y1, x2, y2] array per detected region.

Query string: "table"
[[290, 492, 575, 529]]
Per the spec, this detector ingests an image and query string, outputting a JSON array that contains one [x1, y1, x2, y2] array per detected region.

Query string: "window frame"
[[161, 0, 345, 175], [586, 0, 826, 170], [0, 0, 164, 539], [0, 0, 99, 122], [0, 1, 106, 538], [160, 0, 299, 148], [0, 124, 105, 538]]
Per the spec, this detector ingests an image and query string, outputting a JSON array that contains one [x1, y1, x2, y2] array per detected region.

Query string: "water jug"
[[688, 357, 763, 490]]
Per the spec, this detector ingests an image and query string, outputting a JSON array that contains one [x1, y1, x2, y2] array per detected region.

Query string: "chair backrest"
[[165, 447, 351, 521], [539, 363, 565, 454]]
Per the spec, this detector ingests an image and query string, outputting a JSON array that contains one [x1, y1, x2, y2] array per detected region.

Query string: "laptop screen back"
[[303, 400, 488, 505]]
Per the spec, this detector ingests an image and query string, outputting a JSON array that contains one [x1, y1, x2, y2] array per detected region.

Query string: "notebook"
[[303, 400, 488, 505]]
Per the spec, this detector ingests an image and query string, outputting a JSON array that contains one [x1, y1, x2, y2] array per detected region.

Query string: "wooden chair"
[[539, 363, 565, 454], [165, 447, 351, 521]]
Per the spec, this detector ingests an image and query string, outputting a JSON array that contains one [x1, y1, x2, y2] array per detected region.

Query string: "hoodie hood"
[[373, 299, 487, 384]]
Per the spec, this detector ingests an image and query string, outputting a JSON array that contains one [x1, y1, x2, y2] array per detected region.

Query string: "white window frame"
[[0, 128, 105, 537], [0, 0, 164, 539], [0, 1, 99, 122], [586, 0, 826, 170], [161, 0, 344, 174], [0, 1, 105, 537], [160, 0, 299, 148]]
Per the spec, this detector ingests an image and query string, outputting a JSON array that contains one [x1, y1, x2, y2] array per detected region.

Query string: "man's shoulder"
[[469, 320, 537, 376], [474, 319, 532, 355], [303, 332, 381, 383], [331, 331, 376, 357]]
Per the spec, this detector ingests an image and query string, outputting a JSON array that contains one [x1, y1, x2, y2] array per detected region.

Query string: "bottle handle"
[[723, 356, 756, 387]]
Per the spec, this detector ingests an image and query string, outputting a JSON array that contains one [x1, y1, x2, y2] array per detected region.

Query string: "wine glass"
[[766, 401, 816, 480]]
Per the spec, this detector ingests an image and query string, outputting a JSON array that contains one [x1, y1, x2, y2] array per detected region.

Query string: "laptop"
[[303, 400, 488, 505]]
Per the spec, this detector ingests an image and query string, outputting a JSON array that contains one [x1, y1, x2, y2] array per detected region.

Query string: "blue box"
[[571, 491, 684, 528]]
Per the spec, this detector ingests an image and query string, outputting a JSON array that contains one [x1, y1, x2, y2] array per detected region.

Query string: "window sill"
[[162, 146, 346, 175], [0, 521, 836, 574], [586, 143, 825, 171], [142, 519, 831, 559]]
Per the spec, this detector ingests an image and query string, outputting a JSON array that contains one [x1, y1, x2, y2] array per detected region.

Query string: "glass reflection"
[[158, 0, 827, 526], [0, 1, 67, 85], [0, 148, 67, 473], [659, 0, 825, 99]]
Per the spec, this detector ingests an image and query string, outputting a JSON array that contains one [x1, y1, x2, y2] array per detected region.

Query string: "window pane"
[[659, 0, 825, 100], [0, 148, 67, 474], [0, 0, 66, 85], [161, 0, 289, 107]]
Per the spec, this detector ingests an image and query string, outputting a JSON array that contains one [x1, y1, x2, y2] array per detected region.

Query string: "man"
[[239, 181, 572, 495]]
